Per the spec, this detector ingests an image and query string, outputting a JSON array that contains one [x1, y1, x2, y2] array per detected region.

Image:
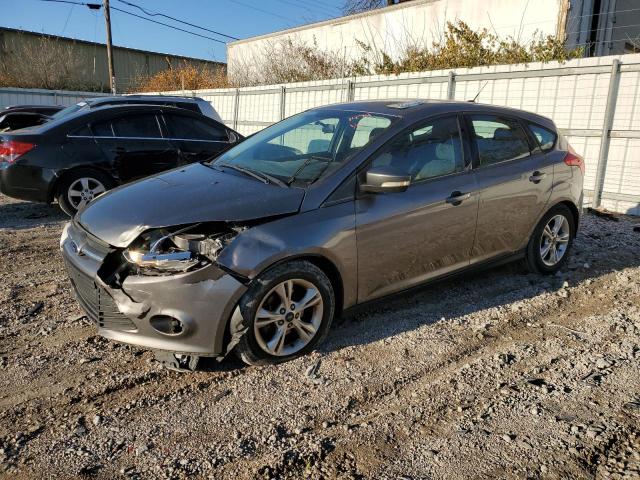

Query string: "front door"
[[355, 115, 479, 302], [466, 114, 553, 263]]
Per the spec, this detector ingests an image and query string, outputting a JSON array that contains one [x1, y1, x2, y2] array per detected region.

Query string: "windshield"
[[50, 101, 88, 120], [211, 109, 396, 185]]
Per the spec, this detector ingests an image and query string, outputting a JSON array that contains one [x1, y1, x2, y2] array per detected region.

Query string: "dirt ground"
[[0, 193, 638, 480]]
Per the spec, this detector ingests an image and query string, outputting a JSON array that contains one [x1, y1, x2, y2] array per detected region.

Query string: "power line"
[[226, 0, 298, 23], [272, 0, 339, 18], [38, 0, 99, 6], [60, 3, 75, 35], [114, 0, 238, 40], [109, 6, 229, 44], [37, 0, 232, 45]]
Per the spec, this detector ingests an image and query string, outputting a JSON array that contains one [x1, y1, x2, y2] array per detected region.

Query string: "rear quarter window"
[[527, 123, 557, 151]]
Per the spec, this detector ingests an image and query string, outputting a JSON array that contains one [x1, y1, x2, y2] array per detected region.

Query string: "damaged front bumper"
[[60, 222, 247, 356]]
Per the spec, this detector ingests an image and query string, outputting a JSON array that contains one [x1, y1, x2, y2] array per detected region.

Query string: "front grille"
[[65, 260, 137, 332]]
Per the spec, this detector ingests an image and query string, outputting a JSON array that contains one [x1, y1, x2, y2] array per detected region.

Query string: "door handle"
[[445, 191, 471, 205], [529, 171, 547, 183]]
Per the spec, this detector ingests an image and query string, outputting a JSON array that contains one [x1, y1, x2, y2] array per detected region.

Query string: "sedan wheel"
[[540, 214, 571, 267], [253, 279, 324, 357], [67, 177, 107, 211]]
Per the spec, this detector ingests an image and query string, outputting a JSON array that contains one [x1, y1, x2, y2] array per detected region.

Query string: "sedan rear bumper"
[[0, 163, 57, 203], [60, 222, 247, 356]]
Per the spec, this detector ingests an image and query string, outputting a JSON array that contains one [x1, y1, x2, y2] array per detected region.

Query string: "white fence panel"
[[0, 87, 108, 108]]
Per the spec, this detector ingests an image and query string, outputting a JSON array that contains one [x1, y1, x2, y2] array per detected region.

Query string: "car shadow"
[[0, 196, 67, 230]]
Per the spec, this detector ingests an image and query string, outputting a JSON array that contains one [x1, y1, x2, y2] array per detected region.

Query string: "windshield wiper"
[[286, 155, 333, 186], [216, 162, 286, 187]]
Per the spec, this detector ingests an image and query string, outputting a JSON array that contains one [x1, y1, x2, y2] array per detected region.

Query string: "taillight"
[[564, 145, 584, 175], [0, 140, 35, 164]]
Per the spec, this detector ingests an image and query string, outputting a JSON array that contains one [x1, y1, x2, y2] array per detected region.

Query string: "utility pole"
[[103, 0, 116, 94]]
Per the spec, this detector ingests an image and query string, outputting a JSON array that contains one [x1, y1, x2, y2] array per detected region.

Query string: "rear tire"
[[56, 169, 114, 216], [525, 204, 576, 274], [234, 260, 335, 366]]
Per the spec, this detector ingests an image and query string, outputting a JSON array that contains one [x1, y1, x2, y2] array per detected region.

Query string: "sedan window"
[[470, 115, 531, 166], [370, 116, 464, 181], [166, 114, 228, 141], [91, 120, 114, 137], [111, 114, 162, 138]]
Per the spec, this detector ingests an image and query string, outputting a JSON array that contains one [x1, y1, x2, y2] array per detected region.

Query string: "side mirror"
[[360, 166, 411, 194]]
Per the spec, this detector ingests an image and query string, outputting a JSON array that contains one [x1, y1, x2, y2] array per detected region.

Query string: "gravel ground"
[[0, 193, 639, 480]]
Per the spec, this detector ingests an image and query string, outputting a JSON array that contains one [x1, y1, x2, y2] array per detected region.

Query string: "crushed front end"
[[60, 220, 248, 357]]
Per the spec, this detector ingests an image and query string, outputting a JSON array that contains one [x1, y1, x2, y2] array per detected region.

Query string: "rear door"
[[162, 112, 233, 164], [466, 113, 553, 263], [92, 112, 179, 182]]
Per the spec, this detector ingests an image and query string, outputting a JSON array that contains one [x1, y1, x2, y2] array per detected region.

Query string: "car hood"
[[77, 163, 305, 248]]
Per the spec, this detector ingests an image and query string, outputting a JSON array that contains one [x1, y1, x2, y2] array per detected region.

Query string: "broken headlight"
[[123, 224, 238, 274]]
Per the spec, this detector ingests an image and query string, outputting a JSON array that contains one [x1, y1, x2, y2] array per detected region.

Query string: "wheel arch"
[[251, 253, 345, 318], [558, 199, 580, 234], [219, 253, 345, 357], [48, 166, 117, 202]]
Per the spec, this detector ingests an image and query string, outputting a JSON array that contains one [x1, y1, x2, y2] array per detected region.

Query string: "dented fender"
[[216, 201, 358, 309]]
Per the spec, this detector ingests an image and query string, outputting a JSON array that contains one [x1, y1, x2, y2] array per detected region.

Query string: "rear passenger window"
[[166, 114, 228, 141], [91, 120, 114, 137], [528, 123, 556, 151], [72, 125, 92, 136], [112, 114, 162, 138], [470, 115, 531, 166]]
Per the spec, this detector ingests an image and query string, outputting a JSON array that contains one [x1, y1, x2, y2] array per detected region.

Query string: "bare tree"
[[343, 0, 394, 15], [0, 32, 96, 91]]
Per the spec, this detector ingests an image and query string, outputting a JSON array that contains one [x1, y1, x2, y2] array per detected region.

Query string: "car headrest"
[[369, 127, 385, 141], [493, 128, 514, 141], [307, 139, 330, 153]]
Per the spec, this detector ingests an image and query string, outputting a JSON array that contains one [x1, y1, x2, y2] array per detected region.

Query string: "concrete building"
[[0, 27, 225, 92], [227, 0, 640, 80]]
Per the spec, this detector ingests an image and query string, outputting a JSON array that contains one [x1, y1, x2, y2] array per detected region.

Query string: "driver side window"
[[370, 116, 464, 181]]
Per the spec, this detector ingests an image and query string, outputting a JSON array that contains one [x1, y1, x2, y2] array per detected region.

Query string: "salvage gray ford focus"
[[61, 100, 584, 368]]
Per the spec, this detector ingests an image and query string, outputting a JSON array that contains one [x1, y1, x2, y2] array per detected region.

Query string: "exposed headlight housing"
[[123, 249, 198, 272], [123, 224, 240, 275]]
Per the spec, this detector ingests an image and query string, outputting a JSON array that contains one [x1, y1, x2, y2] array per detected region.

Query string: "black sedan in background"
[[0, 104, 64, 132], [0, 104, 242, 214]]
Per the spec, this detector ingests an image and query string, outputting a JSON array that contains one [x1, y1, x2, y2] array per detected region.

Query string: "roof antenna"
[[469, 82, 488, 102]]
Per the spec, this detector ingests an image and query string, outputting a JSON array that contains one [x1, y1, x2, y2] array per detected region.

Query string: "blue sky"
[[0, 0, 346, 61]]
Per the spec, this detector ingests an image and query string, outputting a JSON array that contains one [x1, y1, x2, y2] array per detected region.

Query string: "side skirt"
[[342, 250, 526, 318]]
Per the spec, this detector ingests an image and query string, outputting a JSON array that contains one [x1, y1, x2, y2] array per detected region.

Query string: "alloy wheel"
[[540, 214, 570, 267], [253, 278, 323, 356], [67, 177, 106, 211]]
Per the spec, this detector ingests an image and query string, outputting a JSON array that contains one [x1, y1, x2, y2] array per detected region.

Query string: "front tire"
[[525, 204, 576, 274], [234, 260, 335, 366], [56, 169, 114, 216]]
